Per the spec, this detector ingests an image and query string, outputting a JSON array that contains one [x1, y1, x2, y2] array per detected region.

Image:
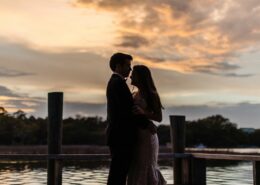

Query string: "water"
[[207, 161, 253, 185], [0, 161, 254, 185]]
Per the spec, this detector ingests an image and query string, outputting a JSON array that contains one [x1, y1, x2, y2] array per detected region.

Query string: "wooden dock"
[[0, 92, 259, 185]]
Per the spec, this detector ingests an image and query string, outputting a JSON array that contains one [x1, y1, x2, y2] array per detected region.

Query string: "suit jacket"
[[106, 74, 150, 146]]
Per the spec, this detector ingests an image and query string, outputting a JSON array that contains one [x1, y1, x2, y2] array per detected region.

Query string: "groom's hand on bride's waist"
[[147, 122, 157, 134]]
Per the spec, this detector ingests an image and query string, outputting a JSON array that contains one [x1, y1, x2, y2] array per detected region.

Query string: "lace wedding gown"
[[127, 92, 167, 185]]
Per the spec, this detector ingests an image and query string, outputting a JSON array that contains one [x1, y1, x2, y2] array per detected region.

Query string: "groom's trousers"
[[107, 145, 134, 185]]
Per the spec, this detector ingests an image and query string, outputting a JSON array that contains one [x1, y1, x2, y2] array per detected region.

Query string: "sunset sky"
[[1, 0, 260, 128]]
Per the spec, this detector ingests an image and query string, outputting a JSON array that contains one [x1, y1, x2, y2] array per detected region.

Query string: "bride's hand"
[[147, 122, 157, 134], [132, 105, 145, 115]]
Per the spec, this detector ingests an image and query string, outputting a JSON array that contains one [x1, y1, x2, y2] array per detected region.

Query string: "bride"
[[127, 65, 166, 185]]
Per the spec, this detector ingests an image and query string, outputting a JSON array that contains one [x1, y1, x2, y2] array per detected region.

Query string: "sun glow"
[[0, 0, 117, 51]]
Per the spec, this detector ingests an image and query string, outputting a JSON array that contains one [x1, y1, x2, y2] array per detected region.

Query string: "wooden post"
[[48, 92, 63, 185], [170, 115, 185, 185], [182, 157, 192, 184], [191, 158, 206, 185], [253, 161, 260, 185]]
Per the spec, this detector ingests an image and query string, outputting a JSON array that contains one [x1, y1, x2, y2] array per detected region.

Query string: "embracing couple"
[[106, 52, 167, 185]]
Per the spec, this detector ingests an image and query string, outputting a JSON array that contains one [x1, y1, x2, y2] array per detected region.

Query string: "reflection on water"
[[0, 161, 253, 185], [207, 161, 253, 185]]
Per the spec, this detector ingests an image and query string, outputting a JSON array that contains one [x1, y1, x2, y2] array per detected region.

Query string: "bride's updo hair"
[[132, 65, 163, 113]]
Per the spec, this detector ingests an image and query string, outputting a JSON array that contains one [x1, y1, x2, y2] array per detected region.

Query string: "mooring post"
[[191, 158, 206, 185], [48, 92, 63, 185], [170, 115, 185, 185], [253, 161, 260, 185]]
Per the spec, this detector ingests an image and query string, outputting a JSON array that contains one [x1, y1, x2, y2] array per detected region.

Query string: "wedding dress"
[[127, 92, 167, 185]]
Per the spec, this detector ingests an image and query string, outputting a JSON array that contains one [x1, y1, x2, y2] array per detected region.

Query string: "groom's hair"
[[109, 52, 133, 71]]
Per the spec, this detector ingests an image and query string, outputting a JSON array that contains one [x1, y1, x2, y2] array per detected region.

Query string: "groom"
[[106, 52, 155, 185]]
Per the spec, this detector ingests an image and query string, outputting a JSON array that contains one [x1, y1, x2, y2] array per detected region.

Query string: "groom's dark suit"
[[106, 73, 149, 185]]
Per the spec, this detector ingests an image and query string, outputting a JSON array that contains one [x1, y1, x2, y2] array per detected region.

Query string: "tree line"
[[0, 107, 259, 147]]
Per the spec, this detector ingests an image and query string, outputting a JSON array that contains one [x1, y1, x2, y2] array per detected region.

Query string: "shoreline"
[[0, 145, 172, 154], [0, 145, 259, 155]]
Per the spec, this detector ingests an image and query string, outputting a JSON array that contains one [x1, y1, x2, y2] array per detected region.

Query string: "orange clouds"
[[1, 0, 257, 76], [76, 0, 259, 77]]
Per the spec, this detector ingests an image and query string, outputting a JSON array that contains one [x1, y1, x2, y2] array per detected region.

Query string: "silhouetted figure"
[[127, 65, 166, 185], [106, 53, 155, 185]]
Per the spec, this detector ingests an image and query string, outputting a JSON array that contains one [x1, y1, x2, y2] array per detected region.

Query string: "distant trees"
[[0, 108, 107, 145], [0, 108, 47, 145], [0, 107, 259, 147], [63, 116, 107, 145], [157, 125, 171, 145], [250, 129, 260, 146], [186, 115, 247, 147]]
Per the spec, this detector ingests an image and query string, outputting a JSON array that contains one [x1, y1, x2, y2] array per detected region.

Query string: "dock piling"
[[48, 92, 63, 185]]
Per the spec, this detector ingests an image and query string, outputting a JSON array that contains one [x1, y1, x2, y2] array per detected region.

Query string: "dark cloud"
[[193, 62, 239, 72], [141, 56, 166, 63], [116, 34, 150, 48], [77, 0, 142, 10], [0, 85, 20, 97], [209, 62, 240, 71], [0, 67, 33, 77], [7, 98, 43, 109], [192, 62, 253, 77], [224, 73, 253, 78]]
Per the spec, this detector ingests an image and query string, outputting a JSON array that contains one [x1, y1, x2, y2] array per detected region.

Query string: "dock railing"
[[0, 92, 259, 185], [169, 114, 260, 185]]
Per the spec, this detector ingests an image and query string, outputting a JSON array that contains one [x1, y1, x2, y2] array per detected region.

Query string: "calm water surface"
[[0, 161, 253, 185]]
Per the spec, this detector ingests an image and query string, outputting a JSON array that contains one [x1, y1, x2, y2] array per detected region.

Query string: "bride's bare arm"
[[144, 108, 162, 122], [132, 93, 162, 122], [132, 105, 162, 122]]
